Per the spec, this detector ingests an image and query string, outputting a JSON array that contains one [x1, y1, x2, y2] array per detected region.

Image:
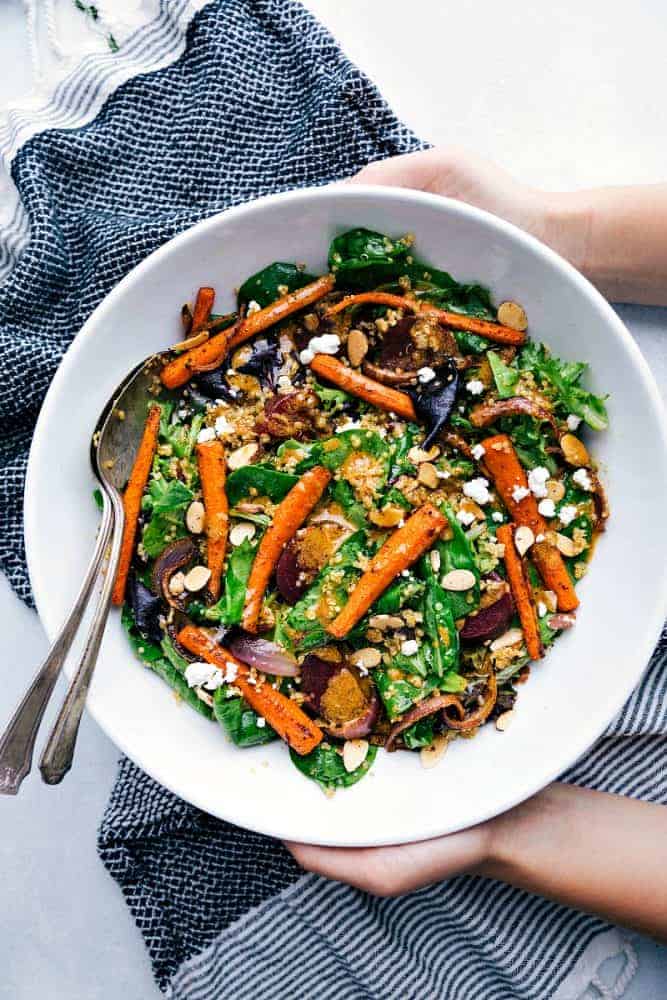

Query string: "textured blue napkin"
[[1, 3, 664, 998]]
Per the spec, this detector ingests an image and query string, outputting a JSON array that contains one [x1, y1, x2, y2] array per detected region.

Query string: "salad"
[[109, 227, 609, 795]]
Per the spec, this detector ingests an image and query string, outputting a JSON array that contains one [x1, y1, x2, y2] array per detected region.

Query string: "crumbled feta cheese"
[[456, 509, 476, 527], [247, 300, 261, 315], [417, 366, 436, 384], [197, 427, 216, 444], [537, 498, 556, 518], [566, 414, 582, 431], [471, 443, 486, 461], [185, 662, 223, 690], [436, 469, 451, 479], [512, 485, 530, 503], [335, 420, 362, 433], [537, 601, 547, 618], [572, 468, 593, 491], [400, 639, 419, 656], [492, 511, 504, 523], [466, 379, 485, 395], [558, 504, 578, 526], [300, 333, 340, 366], [528, 466, 550, 498], [463, 477, 491, 505], [223, 662, 238, 684], [256, 717, 266, 728], [214, 415, 234, 437]]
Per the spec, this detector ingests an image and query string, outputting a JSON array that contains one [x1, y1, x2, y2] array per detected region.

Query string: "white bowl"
[[24, 186, 667, 846]]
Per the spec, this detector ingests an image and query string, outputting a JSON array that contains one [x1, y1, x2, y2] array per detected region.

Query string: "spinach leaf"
[[141, 477, 193, 558], [226, 465, 298, 506], [330, 479, 367, 528], [146, 478, 194, 514], [421, 554, 460, 678], [298, 428, 389, 474], [454, 330, 489, 355], [498, 415, 557, 474], [374, 670, 437, 720], [388, 425, 419, 479], [328, 228, 411, 289], [373, 571, 424, 614], [289, 742, 377, 793], [487, 350, 519, 398], [203, 538, 257, 624], [312, 381, 352, 411], [213, 689, 278, 747], [121, 607, 213, 719], [518, 343, 608, 430], [93, 487, 104, 511], [402, 716, 437, 749], [436, 506, 480, 619], [237, 262, 315, 309]]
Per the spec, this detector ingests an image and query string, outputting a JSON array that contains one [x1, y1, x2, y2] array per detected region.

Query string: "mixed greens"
[[113, 227, 608, 795]]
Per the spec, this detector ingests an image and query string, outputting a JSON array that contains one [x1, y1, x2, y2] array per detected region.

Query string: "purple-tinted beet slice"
[[275, 537, 307, 605], [460, 591, 514, 643], [378, 316, 416, 367], [299, 655, 380, 740]]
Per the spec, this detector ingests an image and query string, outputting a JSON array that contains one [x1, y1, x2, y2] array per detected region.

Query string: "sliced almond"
[[560, 434, 591, 468], [543, 589, 558, 613], [368, 614, 403, 631], [420, 734, 448, 769], [168, 571, 186, 596], [429, 549, 441, 573], [417, 462, 439, 489], [350, 647, 382, 670], [495, 710, 515, 732], [370, 505, 404, 528], [342, 739, 369, 773], [184, 565, 212, 592], [230, 522, 256, 546], [555, 532, 586, 557], [497, 300, 528, 331], [346, 329, 369, 368], [227, 442, 259, 470], [514, 525, 534, 556], [186, 500, 206, 534], [546, 478, 566, 503], [490, 627, 524, 651], [171, 330, 210, 353], [441, 568, 476, 592], [407, 445, 439, 464]]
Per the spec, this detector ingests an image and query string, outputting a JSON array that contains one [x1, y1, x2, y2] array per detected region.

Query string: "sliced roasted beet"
[[378, 316, 417, 367], [408, 357, 459, 450], [460, 591, 514, 643], [299, 655, 380, 739], [127, 573, 163, 643], [255, 388, 322, 440], [236, 337, 283, 389], [275, 537, 308, 605], [152, 537, 197, 608], [276, 523, 347, 605], [191, 366, 240, 404]]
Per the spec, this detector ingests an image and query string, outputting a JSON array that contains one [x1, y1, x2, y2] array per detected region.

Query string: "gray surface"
[[1, 1, 667, 998]]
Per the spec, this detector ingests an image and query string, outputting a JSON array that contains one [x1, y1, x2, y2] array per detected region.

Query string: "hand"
[[350, 147, 588, 273]]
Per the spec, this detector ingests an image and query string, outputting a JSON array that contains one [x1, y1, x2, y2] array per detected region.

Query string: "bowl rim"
[[24, 183, 667, 845]]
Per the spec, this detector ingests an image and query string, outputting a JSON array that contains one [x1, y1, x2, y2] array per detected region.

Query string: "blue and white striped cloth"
[[1, 2, 664, 997]]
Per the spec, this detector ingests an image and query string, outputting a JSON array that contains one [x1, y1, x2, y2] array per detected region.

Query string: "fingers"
[[350, 148, 449, 191]]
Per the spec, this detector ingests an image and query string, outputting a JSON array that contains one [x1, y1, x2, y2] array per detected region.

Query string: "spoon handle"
[[0, 493, 115, 795], [39, 488, 125, 785]]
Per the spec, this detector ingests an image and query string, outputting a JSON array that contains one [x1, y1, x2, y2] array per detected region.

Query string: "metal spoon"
[[0, 356, 164, 793]]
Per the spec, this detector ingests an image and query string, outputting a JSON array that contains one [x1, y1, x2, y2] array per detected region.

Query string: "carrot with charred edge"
[[327, 503, 447, 639], [310, 355, 417, 421], [325, 292, 526, 346], [496, 525, 544, 661], [176, 625, 323, 755], [242, 465, 332, 633], [195, 440, 228, 600], [160, 275, 334, 389], [481, 433, 579, 612], [191, 286, 215, 332], [111, 405, 161, 606]]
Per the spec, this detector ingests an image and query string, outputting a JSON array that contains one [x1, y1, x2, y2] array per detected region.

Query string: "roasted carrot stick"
[[160, 275, 335, 389], [111, 404, 161, 606], [481, 433, 579, 612], [242, 465, 332, 633], [325, 292, 526, 346], [327, 503, 447, 639], [176, 625, 323, 755], [496, 524, 543, 660], [191, 286, 215, 332], [309, 355, 417, 421], [195, 439, 228, 600]]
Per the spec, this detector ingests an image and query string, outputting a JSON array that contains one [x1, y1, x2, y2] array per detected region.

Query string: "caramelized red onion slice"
[[548, 613, 576, 630], [228, 633, 299, 677], [470, 396, 561, 435], [444, 672, 497, 731], [152, 537, 197, 608], [385, 694, 465, 752], [362, 360, 419, 387]]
